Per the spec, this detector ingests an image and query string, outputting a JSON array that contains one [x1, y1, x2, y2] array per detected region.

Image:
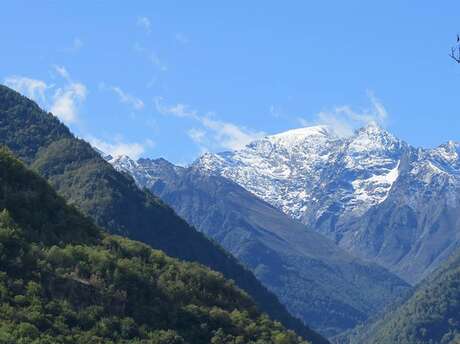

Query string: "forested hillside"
[[343, 249, 460, 344], [0, 147, 312, 343], [0, 85, 325, 342]]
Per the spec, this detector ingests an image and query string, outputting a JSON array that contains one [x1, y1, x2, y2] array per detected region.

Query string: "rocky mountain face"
[[108, 123, 460, 336], [345, 142, 460, 283], [190, 124, 460, 284], [109, 155, 410, 337], [193, 125, 405, 227]]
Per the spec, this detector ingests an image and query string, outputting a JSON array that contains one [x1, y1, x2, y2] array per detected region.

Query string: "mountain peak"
[[264, 125, 334, 147], [110, 154, 135, 163], [355, 123, 391, 137], [350, 124, 401, 152], [108, 154, 139, 170], [441, 140, 460, 151]]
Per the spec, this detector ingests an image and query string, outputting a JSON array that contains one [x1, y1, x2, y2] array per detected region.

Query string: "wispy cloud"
[[199, 116, 265, 151], [4, 66, 86, 125], [50, 65, 87, 124], [4, 76, 48, 104], [87, 136, 154, 160], [188, 128, 206, 143], [50, 85, 86, 124], [155, 97, 265, 151], [150, 52, 168, 71], [54, 65, 70, 79], [154, 98, 196, 118], [133, 42, 168, 72], [299, 92, 389, 137], [137, 16, 151, 34], [100, 83, 144, 110]]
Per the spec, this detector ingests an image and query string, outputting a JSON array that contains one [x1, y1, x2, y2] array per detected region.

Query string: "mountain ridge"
[[0, 84, 324, 342], [0, 146, 313, 344], [109, 153, 411, 337], [190, 123, 460, 283]]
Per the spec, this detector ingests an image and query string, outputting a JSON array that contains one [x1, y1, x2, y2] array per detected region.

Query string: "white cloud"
[[50, 83, 86, 124], [154, 97, 196, 118], [137, 16, 151, 34], [200, 116, 265, 150], [87, 136, 154, 160], [101, 83, 144, 110], [4, 76, 48, 104], [188, 128, 206, 143], [54, 65, 70, 80], [299, 92, 389, 137], [155, 97, 265, 151], [49, 66, 86, 124], [4, 66, 87, 125], [175, 33, 190, 44]]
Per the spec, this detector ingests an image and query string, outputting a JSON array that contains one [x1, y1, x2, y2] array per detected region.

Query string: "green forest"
[[0, 85, 324, 343], [360, 251, 460, 344], [0, 147, 310, 343]]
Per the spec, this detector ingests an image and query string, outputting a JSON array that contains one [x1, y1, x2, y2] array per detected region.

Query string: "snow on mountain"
[[192, 124, 407, 237], [107, 137, 411, 337], [191, 124, 460, 282], [193, 125, 338, 220], [107, 124, 460, 282], [108, 155, 185, 190]]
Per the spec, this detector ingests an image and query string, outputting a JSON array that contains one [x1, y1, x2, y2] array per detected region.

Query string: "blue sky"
[[2, 1, 460, 164]]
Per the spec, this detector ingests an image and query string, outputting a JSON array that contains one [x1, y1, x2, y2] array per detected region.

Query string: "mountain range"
[[190, 124, 460, 284], [0, 84, 325, 343], [0, 145, 312, 344], [109, 150, 410, 337], [109, 122, 460, 337], [2, 83, 460, 343]]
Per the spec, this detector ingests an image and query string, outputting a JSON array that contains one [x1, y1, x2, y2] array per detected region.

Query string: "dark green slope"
[[0, 147, 311, 343], [127, 159, 410, 337], [0, 85, 326, 343], [346, 249, 460, 344]]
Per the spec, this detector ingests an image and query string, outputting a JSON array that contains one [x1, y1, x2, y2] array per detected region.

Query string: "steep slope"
[[194, 124, 406, 231], [110, 155, 410, 337], [351, 248, 460, 344], [0, 147, 311, 344], [0, 85, 322, 341], [193, 124, 460, 283], [345, 145, 460, 283]]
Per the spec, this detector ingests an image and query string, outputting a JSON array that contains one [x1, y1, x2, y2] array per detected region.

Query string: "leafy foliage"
[[344, 250, 460, 344], [0, 147, 310, 343], [0, 85, 325, 342]]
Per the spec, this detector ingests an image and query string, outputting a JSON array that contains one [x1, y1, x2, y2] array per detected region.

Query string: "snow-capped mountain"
[[193, 124, 406, 236], [108, 149, 410, 337], [192, 124, 460, 282], [106, 124, 460, 283], [345, 140, 460, 282], [109, 155, 185, 190]]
